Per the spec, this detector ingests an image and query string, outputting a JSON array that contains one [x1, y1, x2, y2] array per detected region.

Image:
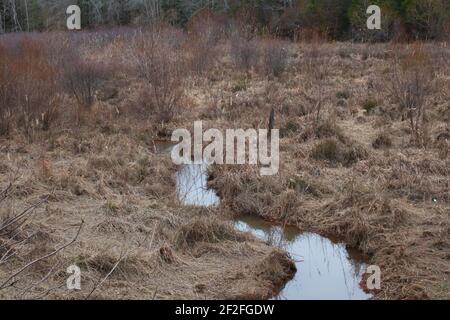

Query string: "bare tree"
[[142, 0, 161, 20], [9, 0, 22, 31], [0, 3, 4, 33], [23, 0, 29, 31]]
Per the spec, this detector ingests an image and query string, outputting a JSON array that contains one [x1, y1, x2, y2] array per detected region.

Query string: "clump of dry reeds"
[[173, 217, 248, 250], [372, 132, 393, 149], [310, 138, 369, 166]]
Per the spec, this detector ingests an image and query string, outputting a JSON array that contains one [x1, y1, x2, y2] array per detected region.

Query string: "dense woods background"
[[0, 0, 449, 41]]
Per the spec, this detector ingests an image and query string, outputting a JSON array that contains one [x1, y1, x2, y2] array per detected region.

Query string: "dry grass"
[[206, 42, 449, 300], [0, 121, 292, 300], [0, 30, 448, 300]]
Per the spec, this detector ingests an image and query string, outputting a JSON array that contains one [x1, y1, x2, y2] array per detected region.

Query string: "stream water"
[[158, 142, 372, 300], [234, 216, 372, 300]]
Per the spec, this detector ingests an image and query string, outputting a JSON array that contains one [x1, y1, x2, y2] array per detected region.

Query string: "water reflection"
[[235, 215, 372, 300], [157, 141, 371, 300], [176, 162, 220, 207]]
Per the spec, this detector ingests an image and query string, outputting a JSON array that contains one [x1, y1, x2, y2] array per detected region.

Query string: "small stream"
[[157, 142, 372, 300], [235, 216, 372, 300], [176, 162, 220, 207]]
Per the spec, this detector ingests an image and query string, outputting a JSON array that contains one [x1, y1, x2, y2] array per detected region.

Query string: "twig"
[[17, 261, 62, 299], [85, 250, 127, 300], [0, 197, 48, 235], [85, 222, 158, 299], [0, 221, 84, 290], [0, 232, 37, 265], [31, 283, 67, 300]]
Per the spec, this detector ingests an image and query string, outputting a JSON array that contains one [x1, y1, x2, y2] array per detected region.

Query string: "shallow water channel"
[[157, 142, 372, 300]]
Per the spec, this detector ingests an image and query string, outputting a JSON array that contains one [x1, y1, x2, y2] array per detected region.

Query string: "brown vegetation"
[[0, 37, 60, 139], [0, 28, 449, 300]]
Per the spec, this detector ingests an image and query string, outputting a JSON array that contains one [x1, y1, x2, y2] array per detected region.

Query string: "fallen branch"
[[0, 220, 84, 290], [0, 197, 48, 235]]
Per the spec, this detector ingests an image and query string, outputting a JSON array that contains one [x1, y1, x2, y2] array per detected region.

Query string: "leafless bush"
[[303, 38, 330, 81], [0, 38, 60, 139], [261, 39, 288, 77], [131, 28, 185, 124], [63, 58, 109, 111], [185, 35, 216, 78], [388, 44, 436, 146], [230, 33, 260, 74], [56, 34, 111, 125], [185, 9, 225, 77], [0, 45, 14, 136], [300, 40, 332, 128]]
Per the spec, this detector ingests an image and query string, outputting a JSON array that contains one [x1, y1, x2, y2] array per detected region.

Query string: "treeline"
[[0, 0, 449, 40]]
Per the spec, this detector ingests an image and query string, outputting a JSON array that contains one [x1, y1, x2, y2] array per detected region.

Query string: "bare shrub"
[[185, 37, 216, 78], [131, 28, 185, 124], [300, 39, 332, 127], [16, 40, 60, 136], [388, 44, 436, 146], [0, 37, 60, 138], [185, 9, 225, 77], [261, 39, 288, 77], [230, 33, 260, 74], [63, 57, 109, 115], [0, 44, 14, 136]]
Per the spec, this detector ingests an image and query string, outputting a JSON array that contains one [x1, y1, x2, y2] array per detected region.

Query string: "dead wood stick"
[[0, 221, 84, 290]]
